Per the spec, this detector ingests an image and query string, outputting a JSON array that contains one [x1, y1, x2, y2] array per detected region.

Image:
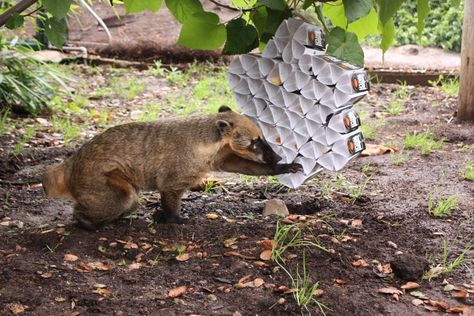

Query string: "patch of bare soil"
[[0, 67, 473, 315]]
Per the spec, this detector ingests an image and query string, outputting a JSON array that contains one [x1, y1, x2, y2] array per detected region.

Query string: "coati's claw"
[[153, 212, 186, 224], [276, 163, 303, 174], [289, 163, 303, 173]]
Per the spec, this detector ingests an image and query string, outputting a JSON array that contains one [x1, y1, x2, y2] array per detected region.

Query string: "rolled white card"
[[293, 23, 325, 49], [248, 78, 263, 95], [262, 40, 279, 59], [267, 62, 293, 86], [293, 117, 309, 137], [333, 88, 367, 108], [317, 152, 349, 171], [280, 145, 298, 163], [274, 38, 288, 53], [299, 140, 329, 159], [258, 121, 280, 143], [234, 93, 250, 110], [298, 54, 313, 75], [229, 57, 245, 75], [327, 108, 361, 134], [253, 97, 268, 116], [241, 98, 258, 117], [336, 70, 370, 94], [283, 70, 311, 92], [269, 104, 287, 124], [311, 55, 339, 77], [258, 58, 276, 77], [228, 74, 251, 94], [240, 54, 258, 72], [259, 106, 276, 124], [294, 156, 317, 175], [318, 132, 365, 171], [293, 130, 309, 149], [279, 110, 303, 130], [282, 90, 298, 107], [301, 79, 331, 101], [269, 89, 285, 107]]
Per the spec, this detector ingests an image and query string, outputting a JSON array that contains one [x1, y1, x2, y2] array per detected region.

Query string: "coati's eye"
[[249, 138, 260, 150]]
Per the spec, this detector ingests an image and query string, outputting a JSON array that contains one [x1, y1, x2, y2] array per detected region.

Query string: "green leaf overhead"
[[44, 17, 67, 48], [250, 6, 292, 42], [377, 0, 405, 25], [124, 0, 163, 13], [165, 0, 204, 23], [5, 13, 24, 29], [380, 17, 394, 53], [417, 0, 429, 39], [177, 12, 226, 50], [222, 18, 259, 55], [257, 0, 288, 11], [43, 0, 72, 19], [326, 27, 364, 67], [342, 0, 373, 24]]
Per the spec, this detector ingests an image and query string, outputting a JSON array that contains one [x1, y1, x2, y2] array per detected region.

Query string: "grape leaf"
[[380, 17, 394, 53], [377, 0, 405, 25], [417, 0, 429, 39], [165, 0, 204, 23], [5, 13, 24, 29], [326, 27, 364, 67], [43, 0, 72, 19], [257, 0, 288, 11], [124, 0, 163, 13], [343, 0, 373, 24], [177, 12, 226, 50], [222, 18, 259, 54], [44, 17, 67, 48]]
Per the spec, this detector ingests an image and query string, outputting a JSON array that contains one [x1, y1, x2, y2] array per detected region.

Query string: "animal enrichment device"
[[228, 18, 369, 188]]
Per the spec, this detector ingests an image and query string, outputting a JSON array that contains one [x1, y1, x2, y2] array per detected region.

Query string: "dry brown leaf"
[[361, 144, 399, 157], [88, 261, 112, 271], [313, 289, 324, 297], [176, 253, 190, 262], [335, 279, 347, 286], [206, 213, 219, 219], [224, 251, 241, 257], [64, 254, 79, 261], [378, 287, 403, 295], [168, 285, 187, 298], [352, 259, 369, 267], [448, 305, 470, 314], [260, 250, 272, 261], [253, 278, 264, 287], [93, 288, 112, 296], [128, 262, 141, 270], [261, 240, 276, 251], [393, 293, 400, 301], [281, 218, 294, 224], [412, 298, 424, 306], [427, 300, 449, 310], [401, 282, 420, 290], [453, 289, 469, 299], [54, 296, 66, 302], [351, 219, 363, 228], [7, 303, 25, 314], [424, 305, 440, 312], [253, 261, 268, 267], [41, 271, 53, 279]]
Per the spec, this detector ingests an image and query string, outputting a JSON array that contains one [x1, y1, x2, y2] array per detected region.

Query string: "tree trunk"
[[0, 0, 38, 27], [459, 0, 474, 121]]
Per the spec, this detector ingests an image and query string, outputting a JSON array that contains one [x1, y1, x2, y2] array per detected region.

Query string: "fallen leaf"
[[261, 240, 276, 251], [7, 303, 25, 314], [176, 253, 190, 262], [260, 250, 272, 261], [253, 278, 264, 287], [93, 288, 112, 296], [64, 254, 79, 261], [351, 219, 363, 228], [427, 300, 449, 310], [313, 288, 324, 297], [223, 237, 238, 248], [335, 279, 347, 286], [453, 289, 469, 299], [206, 213, 219, 220], [168, 285, 187, 298], [410, 290, 428, 299], [448, 305, 470, 314], [41, 271, 53, 279], [378, 287, 403, 295], [401, 282, 420, 290], [393, 293, 400, 301], [352, 259, 369, 267], [361, 144, 399, 157], [128, 262, 141, 270], [87, 261, 113, 271], [54, 296, 66, 302], [412, 298, 424, 306], [253, 261, 268, 267], [444, 284, 456, 292]]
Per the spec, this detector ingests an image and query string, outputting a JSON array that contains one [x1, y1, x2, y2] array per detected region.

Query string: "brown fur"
[[42, 108, 301, 229]]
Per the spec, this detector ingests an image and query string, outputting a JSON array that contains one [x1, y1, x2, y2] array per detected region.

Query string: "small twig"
[[314, 4, 329, 33], [0, 179, 41, 186], [208, 0, 254, 12], [22, 6, 41, 18]]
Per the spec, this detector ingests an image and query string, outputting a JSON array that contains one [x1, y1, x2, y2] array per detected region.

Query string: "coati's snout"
[[217, 106, 282, 164]]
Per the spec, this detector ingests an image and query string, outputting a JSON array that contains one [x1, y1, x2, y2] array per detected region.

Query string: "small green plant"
[[116, 77, 146, 100], [12, 125, 36, 156], [429, 75, 460, 98], [138, 102, 162, 122], [51, 117, 82, 146], [360, 120, 384, 141], [289, 252, 328, 315], [150, 253, 160, 268], [350, 174, 373, 203], [462, 161, 474, 182], [165, 67, 189, 86], [0, 110, 10, 136], [424, 240, 473, 281], [44, 242, 62, 253], [428, 195, 458, 217], [383, 99, 405, 116], [2, 191, 10, 217], [391, 151, 409, 166], [404, 131, 444, 155], [147, 60, 166, 77]]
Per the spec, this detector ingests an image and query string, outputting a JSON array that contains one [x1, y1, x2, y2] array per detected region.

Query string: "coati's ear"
[[218, 105, 233, 113], [216, 120, 232, 135]]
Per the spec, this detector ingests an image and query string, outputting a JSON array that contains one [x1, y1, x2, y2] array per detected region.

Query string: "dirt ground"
[[0, 63, 473, 316]]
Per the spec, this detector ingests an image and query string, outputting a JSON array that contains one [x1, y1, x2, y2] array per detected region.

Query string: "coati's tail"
[[42, 160, 72, 199]]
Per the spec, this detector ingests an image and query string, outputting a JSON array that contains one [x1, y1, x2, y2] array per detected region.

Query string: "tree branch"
[[0, 0, 39, 27]]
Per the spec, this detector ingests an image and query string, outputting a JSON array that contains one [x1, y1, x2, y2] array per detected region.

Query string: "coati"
[[42, 106, 302, 229]]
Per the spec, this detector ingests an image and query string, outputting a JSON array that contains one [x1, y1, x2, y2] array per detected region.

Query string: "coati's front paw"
[[277, 163, 303, 174], [153, 212, 186, 224]]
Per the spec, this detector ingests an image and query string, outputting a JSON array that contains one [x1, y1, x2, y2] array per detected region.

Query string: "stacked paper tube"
[[228, 18, 370, 188]]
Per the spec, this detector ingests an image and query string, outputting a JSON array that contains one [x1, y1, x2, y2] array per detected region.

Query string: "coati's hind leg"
[[153, 189, 186, 224], [72, 169, 139, 230]]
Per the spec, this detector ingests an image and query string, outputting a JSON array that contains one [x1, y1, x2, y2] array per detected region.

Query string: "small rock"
[[262, 199, 289, 216], [390, 254, 429, 281], [207, 294, 217, 301], [35, 117, 50, 126], [387, 241, 398, 249], [130, 110, 144, 120], [277, 298, 285, 304]]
